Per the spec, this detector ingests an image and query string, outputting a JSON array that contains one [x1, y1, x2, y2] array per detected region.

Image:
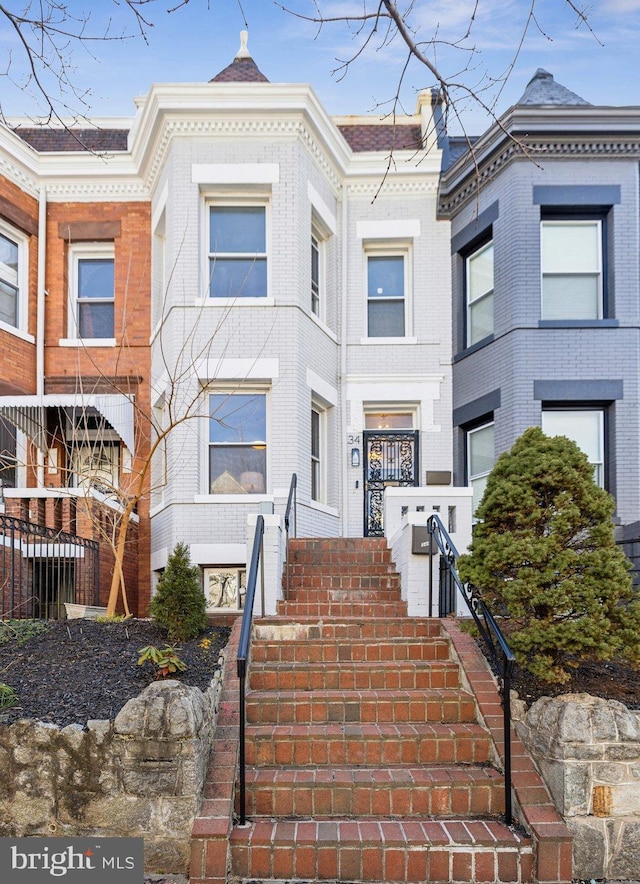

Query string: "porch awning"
[[0, 393, 135, 454]]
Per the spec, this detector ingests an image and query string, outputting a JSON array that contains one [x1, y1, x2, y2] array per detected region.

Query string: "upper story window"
[[209, 392, 267, 494], [0, 223, 27, 333], [541, 409, 604, 487], [465, 240, 493, 346], [367, 252, 407, 338], [541, 220, 603, 320], [311, 233, 320, 316], [209, 205, 267, 298], [70, 244, 115, 339]]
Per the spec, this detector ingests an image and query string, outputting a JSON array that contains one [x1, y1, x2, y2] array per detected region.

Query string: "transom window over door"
[[466, 240, 493, 346], [0, 230, 19, 328], [209, 205, 267, 298], [541, 220, 603, 319], [367, 254, 406, 337], [541, 409, 604, 486], [209, 393, 267, 494]]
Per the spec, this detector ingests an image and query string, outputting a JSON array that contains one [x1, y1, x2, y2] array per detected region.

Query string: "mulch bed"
[[0, 618, 231, 727]]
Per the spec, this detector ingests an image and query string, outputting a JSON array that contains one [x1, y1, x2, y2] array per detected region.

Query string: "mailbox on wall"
[[412, 525, 436, 555]]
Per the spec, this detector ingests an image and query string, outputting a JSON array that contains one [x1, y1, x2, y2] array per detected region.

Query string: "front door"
[[363, 430, 419, 536]]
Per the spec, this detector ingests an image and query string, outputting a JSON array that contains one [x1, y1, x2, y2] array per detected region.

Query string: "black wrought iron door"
[[363, 430, 419, 536]]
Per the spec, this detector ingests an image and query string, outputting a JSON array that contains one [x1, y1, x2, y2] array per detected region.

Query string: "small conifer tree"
[[458, 426, 640, 683], [150, 541, 206, 642]]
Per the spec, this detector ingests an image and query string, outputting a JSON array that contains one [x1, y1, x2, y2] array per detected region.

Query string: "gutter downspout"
[[36, 185, 46, 397], [36, 186, 47, 485], [340, 183, 349, 535]]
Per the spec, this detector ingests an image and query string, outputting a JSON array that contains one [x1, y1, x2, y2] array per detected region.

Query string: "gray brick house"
[[438, 68, 640, 571]]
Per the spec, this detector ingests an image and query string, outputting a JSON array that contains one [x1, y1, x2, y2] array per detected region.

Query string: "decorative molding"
[[347, 178, 438, 196], [439, 137, 640, 216]]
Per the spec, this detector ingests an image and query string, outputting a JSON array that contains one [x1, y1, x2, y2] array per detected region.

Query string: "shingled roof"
[[13, 128, 129, 152], [516, 68, 591, 107], [338, 124, 423, 153], [210, 30, 269, 84]]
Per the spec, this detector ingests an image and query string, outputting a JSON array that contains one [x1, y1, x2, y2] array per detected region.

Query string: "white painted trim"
[[359, 337, 418, 345], [195, 357, 280, 382], [307, 182, 337, 234], [0, 323, 34, 344], [306, 368, 338, 406], [192, 163, 280, 185], [193, 494, 274, 504], [59, 338, 116, 347], [193, 297, 275, 308], [357, 219, 421, 239]]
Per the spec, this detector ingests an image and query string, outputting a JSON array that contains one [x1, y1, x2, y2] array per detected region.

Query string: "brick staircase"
[[232, 537, 531, 883], [191, 537, 572, 884]]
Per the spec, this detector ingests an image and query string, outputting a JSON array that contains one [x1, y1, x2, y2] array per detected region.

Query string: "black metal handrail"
[[426, 513, 516, 826], [236, 514, 265, 826], [283, 473, 297, 599]]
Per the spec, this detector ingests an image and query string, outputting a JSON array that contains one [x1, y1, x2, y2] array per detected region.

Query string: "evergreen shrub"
[[457, 426, 640, 683], [150, 541, 206, 642]]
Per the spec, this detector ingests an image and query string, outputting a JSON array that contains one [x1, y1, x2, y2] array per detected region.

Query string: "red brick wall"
[[0, 175, 39, 395]]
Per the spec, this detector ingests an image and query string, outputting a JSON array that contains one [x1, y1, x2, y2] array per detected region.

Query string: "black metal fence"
[[0, 513, 100, 619]]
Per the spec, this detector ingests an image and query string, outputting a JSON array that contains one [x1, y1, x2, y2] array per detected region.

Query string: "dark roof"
[[210, 56, 269, 83], [441, 135, 479, 171], [516, 68, 591, 107], [13, 128, 129, 152], [210, 32, 269, 83], [338, 124, 423, 152]]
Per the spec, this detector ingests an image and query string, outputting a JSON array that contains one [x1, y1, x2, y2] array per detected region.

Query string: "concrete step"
[[253, 617, 444, 641]]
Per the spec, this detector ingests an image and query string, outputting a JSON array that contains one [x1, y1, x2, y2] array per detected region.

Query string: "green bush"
[[149, 542, 206, 641], [458, 426, 640, 683]]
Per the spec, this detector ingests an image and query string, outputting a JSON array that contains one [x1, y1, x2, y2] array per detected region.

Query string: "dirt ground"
[[0, 618, 230, 727]]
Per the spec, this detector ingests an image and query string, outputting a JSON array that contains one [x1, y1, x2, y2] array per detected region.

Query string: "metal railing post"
[[426, 512, 515, 828]]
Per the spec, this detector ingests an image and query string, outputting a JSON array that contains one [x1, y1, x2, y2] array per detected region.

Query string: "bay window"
[[541, 409, 604, 487], [541, 220, 603, 320], [465, 240, 493, 346]]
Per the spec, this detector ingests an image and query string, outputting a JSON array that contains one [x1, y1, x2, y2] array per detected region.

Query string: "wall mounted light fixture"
[[351, 447, 360, 467]]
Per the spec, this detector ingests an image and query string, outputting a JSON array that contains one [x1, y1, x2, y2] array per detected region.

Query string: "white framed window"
[[208, 204, 267, 298], [69, 243, 115, 340], [466, 240, 493, 346], [541, 409, 604, 487], [366, 249, 409, 338], [467, 422, 495, 518], [541, 220, 603, 320], [70, 442, 120, 495], [311, 406, 325, 503], [204, 567, 246, 611], [0, 222, 28, 333], [209, 392, 267, 494], [311, 232, 321, 317]]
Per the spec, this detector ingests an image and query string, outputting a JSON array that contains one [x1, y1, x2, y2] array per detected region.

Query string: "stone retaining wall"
[[0, 665, 224, 874], [513, 692, 640, 881]]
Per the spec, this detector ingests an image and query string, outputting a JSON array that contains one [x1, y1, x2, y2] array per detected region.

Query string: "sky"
[[1, 0, 639, 136]]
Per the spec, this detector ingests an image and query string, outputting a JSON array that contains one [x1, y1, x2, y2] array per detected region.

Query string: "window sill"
[[359, 336, 418, 345], [193, 297, 275, 308], [0, 321, 35, 344], [538, 319, 619, 328], [59, 338, 116, 347], [194, 494, 274, 504], [453, 335, 494, 363], [309, 311, 338, 342], [307, 499, 339, 518]]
